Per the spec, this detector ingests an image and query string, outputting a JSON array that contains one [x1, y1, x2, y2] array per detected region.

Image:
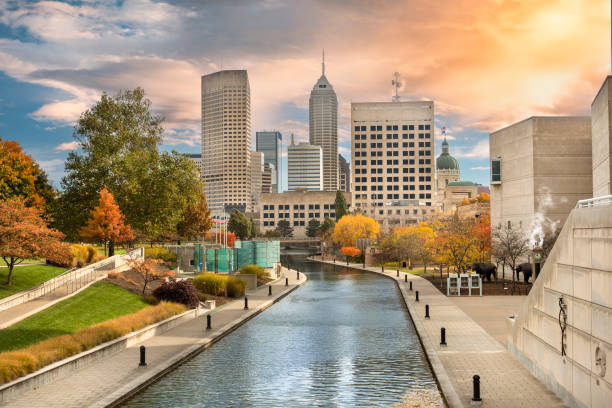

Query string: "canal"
[[121, 253, 439, 407]]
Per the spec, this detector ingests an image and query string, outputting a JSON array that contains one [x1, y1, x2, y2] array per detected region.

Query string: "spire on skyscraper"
[[290, 133, 295, 146], [322, 49, 325, 76]]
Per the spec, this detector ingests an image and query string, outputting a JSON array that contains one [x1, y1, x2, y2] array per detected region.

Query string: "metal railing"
[[576, 195, 612, 208]]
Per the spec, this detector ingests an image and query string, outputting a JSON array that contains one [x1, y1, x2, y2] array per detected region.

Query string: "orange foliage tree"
[[0, 199, 71, 284], [434, 215, 479, 273], [474, 214, 491, 262], [79, 188, 134, 257], [130, 258, 174, 295], [205, 231, 236, 248], [340, 246, 362, 259], [332, 214, 380, 247]]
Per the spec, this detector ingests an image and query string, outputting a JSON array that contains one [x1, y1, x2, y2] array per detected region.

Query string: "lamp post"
[[532, 247, 543, 281]]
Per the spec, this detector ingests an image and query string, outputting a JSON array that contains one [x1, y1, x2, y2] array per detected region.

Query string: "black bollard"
[[397, 269, 399, 277], [404, 274, 408, 283], [347, 259, 349, 265], [415, 290, 419, 302], [425, 304, 430, 319], [139, 345, 147, 366], [297, 270, 300, 280], [285, 277, 289, 286], [206, 314, 211, 330], [268, 285, 272, 296], [382, 265, 385, 272], [334, 258, 336, 264], [472, 375, 482, 402], [409, 281, 413, 291], [440, 327, 447, 346], [244, 296, 249, 310]]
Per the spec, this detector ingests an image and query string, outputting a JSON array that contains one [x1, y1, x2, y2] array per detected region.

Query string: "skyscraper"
[[338, 154, 350, 192], [288, 133, 323, 191], [256, 130, 282, 192], [201, 70, 251, 214], [309, 51, 338, 191], [250, 151, 264, 209]]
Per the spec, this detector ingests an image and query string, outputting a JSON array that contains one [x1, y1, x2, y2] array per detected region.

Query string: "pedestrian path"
[[312, 258, 564, 408], [1, 269, 306, 408]]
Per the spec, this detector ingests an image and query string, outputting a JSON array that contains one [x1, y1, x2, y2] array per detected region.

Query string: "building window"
[[491, 158, 502, 184]]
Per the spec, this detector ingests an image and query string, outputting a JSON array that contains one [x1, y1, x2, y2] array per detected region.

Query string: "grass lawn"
[[0, 265, 67, 299], [1, 258, 45, 266], [0, 281, 148, 352]]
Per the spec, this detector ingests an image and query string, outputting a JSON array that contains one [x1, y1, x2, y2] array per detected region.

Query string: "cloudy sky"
[[0, 0, 609, 189]]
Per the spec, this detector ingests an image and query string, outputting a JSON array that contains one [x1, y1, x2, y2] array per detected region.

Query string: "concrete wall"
[[507, 204, 612, 408], [490, 116, 592, 234], [591, 76, 612, 197]]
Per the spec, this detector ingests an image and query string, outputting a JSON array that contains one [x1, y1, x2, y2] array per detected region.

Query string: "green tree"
[[306, 219, 320, 238], [177, 191, 213, 241], [228, 210, 250, 240], [249, 217, 257, 238], [55, 88, 202, 241], [275, 220, 293, 238], [334, 190, 348, 221]]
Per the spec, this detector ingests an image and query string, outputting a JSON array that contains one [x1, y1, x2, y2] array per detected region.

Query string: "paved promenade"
[[1, 269, 306, 408], [311, 258, 564, 408]]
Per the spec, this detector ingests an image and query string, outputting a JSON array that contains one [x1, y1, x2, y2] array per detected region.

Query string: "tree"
[[0, 138, 55, 214], [0, 199, 70, 284], [275, 220, 293, 238], [306, 219, 321, 238], [228, 210, 251, 240], [435, 215, 478, 273], [331, 214, 380, 247], [249, 217, 257, 239], [492, 224, 529, 283], [130, 258, 174, 295], [177, 191, 212, 241], [340, 246, 361, 262], [56, 88, 202, 241], [319, 217, 335, 241], [474, 214, 491, 262], [79, 188, 134, 257], [334, 190, 348, 221]]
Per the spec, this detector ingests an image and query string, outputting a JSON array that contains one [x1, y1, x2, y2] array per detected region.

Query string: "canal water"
[[121, 253, 439, 407]]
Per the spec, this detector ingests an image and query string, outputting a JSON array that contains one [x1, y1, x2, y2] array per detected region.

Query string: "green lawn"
[[1, 258, 45, 266], [0, 265, 67, 299], [0, 281, 148, 352]]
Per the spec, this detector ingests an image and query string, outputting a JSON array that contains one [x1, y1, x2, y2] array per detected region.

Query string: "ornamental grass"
[[0, 301, 185, 385]]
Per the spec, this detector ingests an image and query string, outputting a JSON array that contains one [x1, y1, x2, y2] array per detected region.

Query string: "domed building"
[[436, 135, 460, 195]]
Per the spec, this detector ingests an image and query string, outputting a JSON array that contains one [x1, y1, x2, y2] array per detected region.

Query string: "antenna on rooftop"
[[392, 72, 402, 102]]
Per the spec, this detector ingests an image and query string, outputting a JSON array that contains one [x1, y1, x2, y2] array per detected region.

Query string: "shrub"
[[85, 245, 98, 263], [144, 248, 177, 265], [153, 279, 200, 308], [70, 244, 89, 267], [238, 264, 268, 280], [226, 277, 246, 298], [0, 302, 185, 385]]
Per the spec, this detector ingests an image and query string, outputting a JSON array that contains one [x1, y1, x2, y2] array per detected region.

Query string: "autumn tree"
[[275, 220, 294, 238], [319, 217, 335, 242], [340, 246, 361, 262], [491, 224, 529, 282], [56, 88, 202, 241], [334, 190, 348, 220], [332, 214, 380, 247], [0, 138, 55, 215], [0, 199, 70, 285], [474, 214, 491, 262], [79, 188, 134, 257], [130, 258, 174, 295], [306, 219, 321, 238], [228, 210, 251, 240], [177, 191, 212, 241], [435, 215, 478, 273]]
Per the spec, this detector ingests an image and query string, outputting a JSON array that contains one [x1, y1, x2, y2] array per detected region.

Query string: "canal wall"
[[0, 266, 307, 408], [308, 257, 565, 407]]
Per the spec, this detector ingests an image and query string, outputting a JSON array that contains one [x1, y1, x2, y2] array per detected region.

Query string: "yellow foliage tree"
[[331, 214, 380, 247]]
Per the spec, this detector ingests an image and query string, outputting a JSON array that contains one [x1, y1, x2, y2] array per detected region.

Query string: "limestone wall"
[[507, 204, 612, 408], [591, 76, 612, 197]]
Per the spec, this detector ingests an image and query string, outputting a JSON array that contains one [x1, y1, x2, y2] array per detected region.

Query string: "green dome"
[[436, 138, 460, 170]]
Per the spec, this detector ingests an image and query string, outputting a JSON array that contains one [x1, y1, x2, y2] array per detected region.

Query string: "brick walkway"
[[1, 270, 306, 408], [313, 258, 565, 408]]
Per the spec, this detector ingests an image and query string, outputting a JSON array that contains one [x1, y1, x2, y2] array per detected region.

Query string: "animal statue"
[[472, 263, 497, 281], [515, 263, 532, 283]]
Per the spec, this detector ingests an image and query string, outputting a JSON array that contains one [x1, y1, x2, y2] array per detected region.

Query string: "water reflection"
[[121, 257, 438, 408]]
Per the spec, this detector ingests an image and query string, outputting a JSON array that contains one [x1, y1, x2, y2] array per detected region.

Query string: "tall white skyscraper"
[[201, 70, 252, 214], [309, 51, 338, 191], [288, 134, 323, 191]]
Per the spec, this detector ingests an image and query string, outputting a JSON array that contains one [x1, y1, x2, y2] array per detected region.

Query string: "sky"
[[0, 0, 610, 190]]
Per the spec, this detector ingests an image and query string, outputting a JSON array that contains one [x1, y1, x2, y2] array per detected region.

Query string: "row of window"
[[263, 204, 336, 210], [355, 193, 432, 200], [354, 151, 432, 157], [354, 133, 431, 140], [354, 124, 431, 131], [354, 176, 432, 182], [353, 160, 433, 168], [354, 185, 432, 191], [354, 141, 432, 148], [263, 212, 336, 219]]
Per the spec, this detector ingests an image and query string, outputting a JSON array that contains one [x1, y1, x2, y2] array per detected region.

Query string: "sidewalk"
[[312, 258, 564, 408], [1, 269, 307, 408]]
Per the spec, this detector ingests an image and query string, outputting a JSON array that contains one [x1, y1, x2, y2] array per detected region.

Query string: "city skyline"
[[0, 1, 609, 190]]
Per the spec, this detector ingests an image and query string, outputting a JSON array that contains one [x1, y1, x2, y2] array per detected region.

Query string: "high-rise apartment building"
[[186, 153, 203, 177], [309, 52, 338, 191], [288, 134, 323, 191], [250, 151, 264, 209], [256, 131, 282, 192], [201, 70, 252, 214], [262, 163, 272, 194], [338, 154, 350, 192], [351, 101, 436, 221]]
